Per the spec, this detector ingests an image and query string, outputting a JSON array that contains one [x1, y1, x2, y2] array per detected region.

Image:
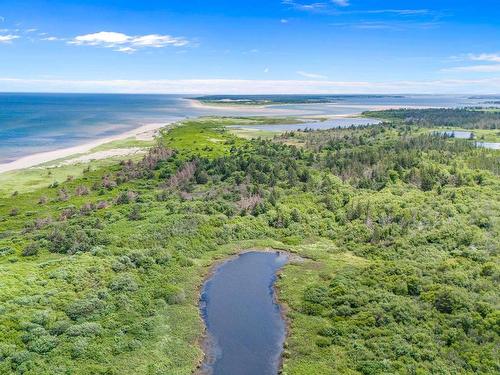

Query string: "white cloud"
[[443, 53, 500, 73], [443, 64, 500, 73], [0, 34, 19, 43], [71, 31, 130, 45], [468, 53, 500, 63], [42, 36, 59, 41], [25, 28, 37, 33], [297, 71, 328, 79], [0, 77, 500, 94], [131, 34, 189, 47], [69, 31, 190, 52]]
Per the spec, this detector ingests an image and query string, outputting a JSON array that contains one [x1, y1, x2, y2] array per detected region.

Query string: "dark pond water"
[[199, 251, 289, 375]]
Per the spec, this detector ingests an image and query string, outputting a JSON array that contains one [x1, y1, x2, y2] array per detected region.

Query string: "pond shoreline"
[[194, 248, 304, 375]]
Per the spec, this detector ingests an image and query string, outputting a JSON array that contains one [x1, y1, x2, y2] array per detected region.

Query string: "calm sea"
[[0, 93, 492, 164]]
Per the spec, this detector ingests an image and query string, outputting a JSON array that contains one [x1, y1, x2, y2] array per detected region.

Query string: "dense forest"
[[0, 111, 498, 374]]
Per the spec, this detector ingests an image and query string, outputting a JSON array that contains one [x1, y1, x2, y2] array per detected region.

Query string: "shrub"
[[65, 298, 104, 320], [429, 287, 466, 314], [71, 337, 89, 359], [66, 322, 102, 337], [27, 335, 58, 353], [10, 351, 33, 366], [315, 337, 331, 347], [22, 242, 40, 257], [75, 185, 90, 196], [109, 274, 138, 292], [165, 286, 186, 305], [116, 191, 138, 205], [129, 251, 154, 269], [128, 205, 142, 221], [49, 320, 72, 335], [0, 247, 14, 257]]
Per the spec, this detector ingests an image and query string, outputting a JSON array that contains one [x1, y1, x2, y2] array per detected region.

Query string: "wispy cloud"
[[332, 20, 440, 30], [331, 0, 349, 6], [443, 52, 500, 73], [282, 1, 329, 12], [362, 9, 430, 15], [468, 53, 500, 63], [42, 36, 60, 41], [69, 31, 191, 53], [1, 77, 499, 95], [282, 0, 353, 12], [0, 34, 19, 43], [297, 71, 328, 79], [443, 64, 500, 73]]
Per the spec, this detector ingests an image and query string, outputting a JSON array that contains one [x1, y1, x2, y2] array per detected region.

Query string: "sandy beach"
[[0, 121, 172, 174]]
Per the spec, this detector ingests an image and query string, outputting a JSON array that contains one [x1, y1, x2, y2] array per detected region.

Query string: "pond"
[[199, 251, 289, 375], [436, 131, 500, 150], [227, 117, 381, 132]]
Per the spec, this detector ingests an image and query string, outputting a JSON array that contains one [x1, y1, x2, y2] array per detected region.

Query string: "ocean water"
[[0, 94, 197, 163], [0, 93, 494, 164]]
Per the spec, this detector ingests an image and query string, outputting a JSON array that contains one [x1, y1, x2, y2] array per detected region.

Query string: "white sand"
[[0, 122, 171, 174]]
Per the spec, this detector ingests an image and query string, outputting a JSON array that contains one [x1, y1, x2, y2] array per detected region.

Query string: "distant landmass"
[[194, 94, 406, 105]]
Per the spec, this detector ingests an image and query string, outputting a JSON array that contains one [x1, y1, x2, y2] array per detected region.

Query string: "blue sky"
[[0, 0, 499, 93]]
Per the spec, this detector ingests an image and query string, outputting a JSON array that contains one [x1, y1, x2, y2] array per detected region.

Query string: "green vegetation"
[[0, 137, 153, 197], [424, 128, 500, 143], [0, 112, 498, 374], [364, 108, 500, 130]]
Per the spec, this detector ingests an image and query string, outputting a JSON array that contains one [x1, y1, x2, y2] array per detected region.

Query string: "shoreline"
[[0, 121, 174, 174], [0, 101, 436, 175]]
